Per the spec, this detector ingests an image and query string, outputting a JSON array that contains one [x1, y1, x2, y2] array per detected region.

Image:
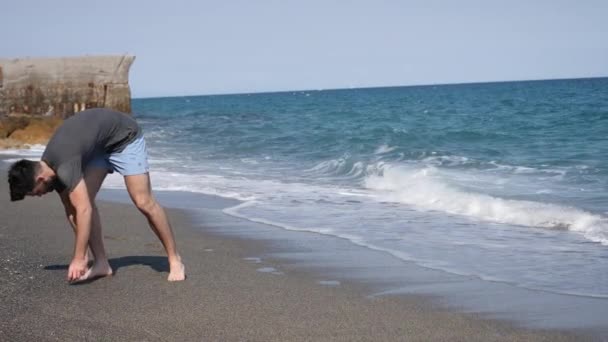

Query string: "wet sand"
[[0, 180, 596, 341]]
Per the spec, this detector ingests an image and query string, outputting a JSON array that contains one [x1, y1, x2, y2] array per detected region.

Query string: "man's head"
[[8, 159, 56, 201]]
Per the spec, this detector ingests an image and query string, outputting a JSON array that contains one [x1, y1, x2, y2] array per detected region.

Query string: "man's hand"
[[67, 258, 88, 282]]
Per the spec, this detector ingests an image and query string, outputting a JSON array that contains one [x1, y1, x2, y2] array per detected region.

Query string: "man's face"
[[28, 177, 55, 197]]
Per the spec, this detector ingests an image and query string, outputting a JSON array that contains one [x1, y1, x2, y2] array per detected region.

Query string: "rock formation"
[[0, 55, 135, 147], [0, 55, 135, 117], [0, 116, 63, 148]]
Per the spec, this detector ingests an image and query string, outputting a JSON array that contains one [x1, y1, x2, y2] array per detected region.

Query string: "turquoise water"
[[124, 78, 608, 298], [6, 78, 605, 298]]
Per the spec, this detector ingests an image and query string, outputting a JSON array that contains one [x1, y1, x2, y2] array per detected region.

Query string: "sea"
[[2, 77, 608, 320]]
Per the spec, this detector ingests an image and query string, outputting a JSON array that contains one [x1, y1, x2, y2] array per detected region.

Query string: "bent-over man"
[[8, 108, 186, 283]]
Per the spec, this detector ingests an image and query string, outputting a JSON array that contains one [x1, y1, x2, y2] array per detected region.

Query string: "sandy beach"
[[0, 177, 599, 341], [2, 0, 607, 340]]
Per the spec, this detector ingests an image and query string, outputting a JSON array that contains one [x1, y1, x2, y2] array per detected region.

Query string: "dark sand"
[[0, 180, 597, 341]]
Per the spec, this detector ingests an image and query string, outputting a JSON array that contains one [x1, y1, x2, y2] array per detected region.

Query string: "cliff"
[[0, 55, 135, 117]]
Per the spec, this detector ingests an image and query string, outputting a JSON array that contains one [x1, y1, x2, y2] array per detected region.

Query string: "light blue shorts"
[[89, 135, 150, 176]]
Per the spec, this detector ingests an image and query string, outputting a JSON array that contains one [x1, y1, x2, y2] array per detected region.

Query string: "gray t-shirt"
[[41, 108, 141, 193]]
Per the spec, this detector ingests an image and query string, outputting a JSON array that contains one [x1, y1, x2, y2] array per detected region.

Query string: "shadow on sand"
[[44, 256, 168, 285]]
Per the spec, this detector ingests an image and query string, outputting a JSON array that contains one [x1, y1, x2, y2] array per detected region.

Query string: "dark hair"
[[8, 159, 39, 201]]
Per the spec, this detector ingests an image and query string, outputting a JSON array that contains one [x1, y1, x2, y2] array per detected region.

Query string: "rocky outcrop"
[[0, 55, 135, 117], [0, 116, 63, 148]]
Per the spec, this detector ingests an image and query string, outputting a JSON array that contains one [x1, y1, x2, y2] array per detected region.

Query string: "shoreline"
[[0, 157, 604, 340], [99, 187, 608, 333]]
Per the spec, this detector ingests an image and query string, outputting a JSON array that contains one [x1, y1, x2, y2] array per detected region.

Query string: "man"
[[8, 108, 186, 283]]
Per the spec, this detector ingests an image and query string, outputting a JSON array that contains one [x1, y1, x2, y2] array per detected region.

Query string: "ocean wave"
[[304, 155, 359, 177], [487, 161, 568, 177], [364, 164, 608, 245]]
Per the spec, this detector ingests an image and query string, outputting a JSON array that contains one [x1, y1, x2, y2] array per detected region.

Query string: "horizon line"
[[133, 75, 608, 100]]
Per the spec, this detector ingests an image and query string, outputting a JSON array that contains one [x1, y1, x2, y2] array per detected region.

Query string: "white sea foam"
[[422, 155, 470, 167], [364, 164, 608, 245], [102, 171, 257, 201], [240, 158, 259, 165], [222, 201, 507, 283], [488, 161, 568, 177], [305, 158, 349, 175], [374, 144, 398, 154], [305, 158, 379, 179], [0, 145, 45, 158], [104, 167, 363, 205], [317, 280, 341, 286]]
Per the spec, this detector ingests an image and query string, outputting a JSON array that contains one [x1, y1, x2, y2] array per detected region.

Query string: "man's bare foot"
[[72, 261, 113, 283], [168, 256, 186, 281]]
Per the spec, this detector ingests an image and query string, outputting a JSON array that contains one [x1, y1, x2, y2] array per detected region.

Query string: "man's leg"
[[124, 173, 186, 281]]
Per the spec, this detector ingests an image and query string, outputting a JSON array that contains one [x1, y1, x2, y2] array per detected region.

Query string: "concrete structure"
[[0, 55, 135, 117]]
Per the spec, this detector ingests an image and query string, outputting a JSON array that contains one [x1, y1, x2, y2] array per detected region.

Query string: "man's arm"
[[66, 179, 92, 282], [58, 189, 77, 232]]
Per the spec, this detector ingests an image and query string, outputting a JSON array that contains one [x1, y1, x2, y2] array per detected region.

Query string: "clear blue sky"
[[2, 0, 607, 98]]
